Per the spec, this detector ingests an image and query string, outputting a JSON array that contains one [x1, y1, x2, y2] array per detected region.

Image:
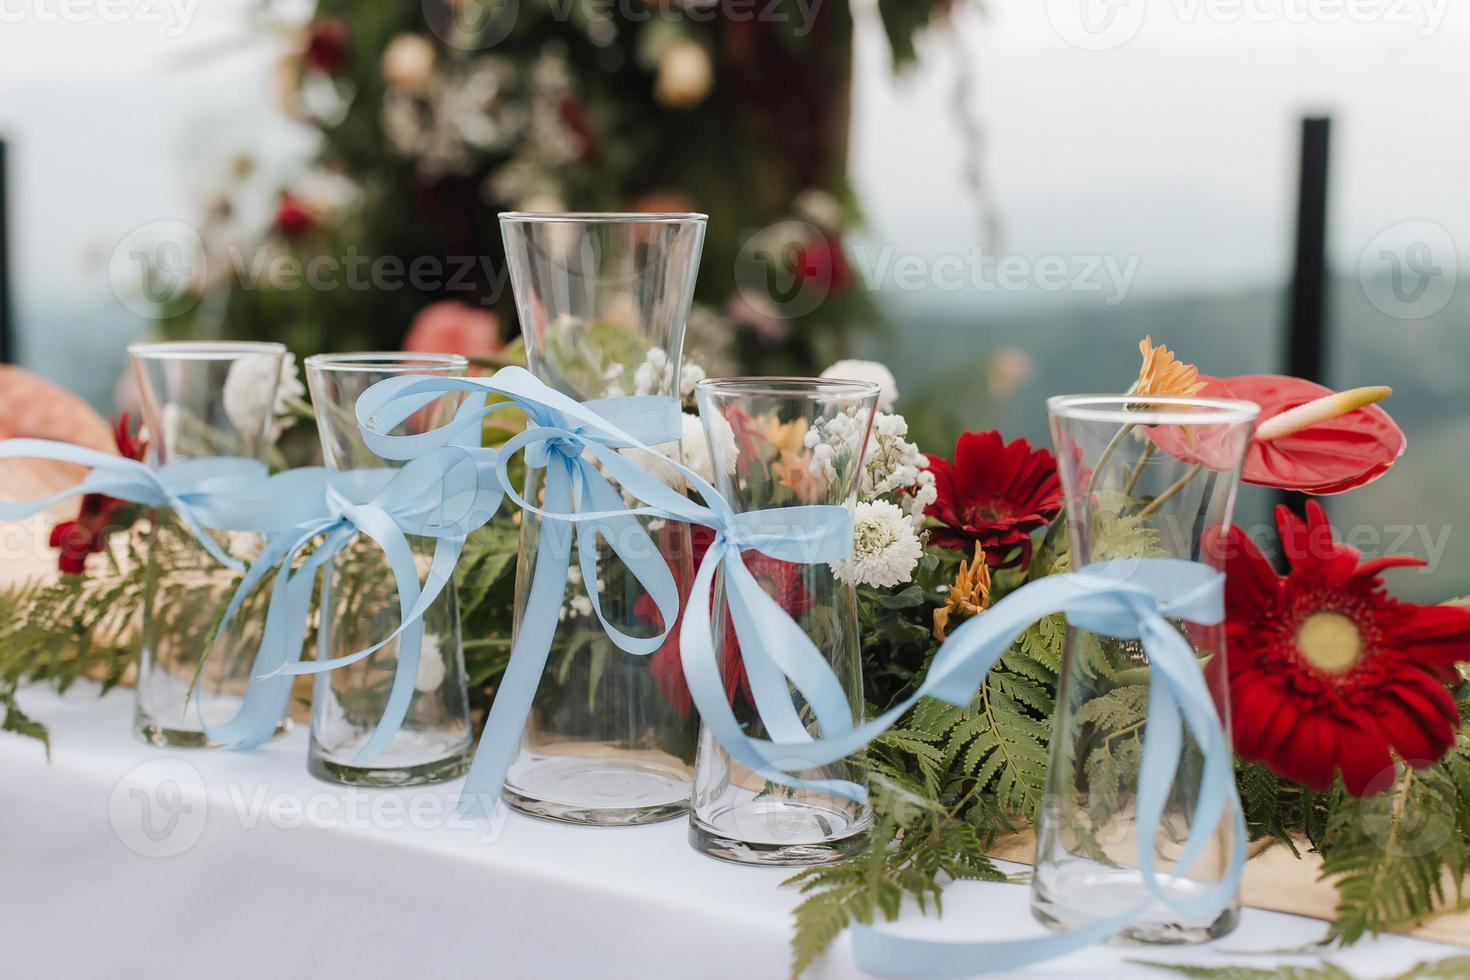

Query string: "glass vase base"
[[134, 717, 291, 749], [1032, 863, 1240, 944], [503, 754, 690, 826], [688, 803, 871, 867], [307, 750, 470, 788]]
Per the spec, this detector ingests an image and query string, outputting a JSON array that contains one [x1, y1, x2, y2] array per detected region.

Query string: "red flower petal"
[[1203, 375, 1405, 494], [1225, 500, 1469, 796], [923, 431, 1061, 571]]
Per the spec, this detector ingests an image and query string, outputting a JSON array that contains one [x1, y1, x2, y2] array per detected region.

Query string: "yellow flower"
[[772, 449, 829, 503], [1135, 336, 1205, 398], [751, 414, 809, 458], [933, 544, 992, 641]]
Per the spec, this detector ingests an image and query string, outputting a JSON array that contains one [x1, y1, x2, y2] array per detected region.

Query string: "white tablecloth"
[[2, 686, 1461, 980]]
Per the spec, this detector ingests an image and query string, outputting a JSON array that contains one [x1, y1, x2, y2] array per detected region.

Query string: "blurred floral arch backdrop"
[[158, 0, 960, 381]]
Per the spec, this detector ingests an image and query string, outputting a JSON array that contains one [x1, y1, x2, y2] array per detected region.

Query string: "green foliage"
[[786, 747, 1008, 978], [0, 535, 149, 752], [1319, 700, 1470, 946]]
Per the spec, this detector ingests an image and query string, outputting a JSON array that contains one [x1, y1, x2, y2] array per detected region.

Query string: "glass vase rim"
[[126, 340, 287, 361], [303, 352, 469, 375], [499, 211, 708, 225], [1047, 393, 1261, 426], [696, 376, 881, 401]]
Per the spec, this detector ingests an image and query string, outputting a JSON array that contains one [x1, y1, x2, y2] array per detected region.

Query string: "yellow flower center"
[[1294, 611, 1364, 674]]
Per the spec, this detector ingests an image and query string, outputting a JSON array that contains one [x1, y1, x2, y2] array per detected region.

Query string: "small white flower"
[[832, 500, 923, 588], [223, 352, 304, 439], [678, 360, 706, 401], [600, 361, 627, 398], [633, 349, 671, 397], [821, 359, 898, 413], [414, 636, 447, 694]]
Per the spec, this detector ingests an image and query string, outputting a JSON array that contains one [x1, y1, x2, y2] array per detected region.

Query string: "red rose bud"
[[304, 19, 349, 75], [276, 194, 313, 237]]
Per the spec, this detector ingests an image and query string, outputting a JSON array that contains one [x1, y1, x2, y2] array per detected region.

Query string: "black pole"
[[1281, 116, 1331, 516], [0, 137, 11, 364], [1287, 117, 1331, 383]]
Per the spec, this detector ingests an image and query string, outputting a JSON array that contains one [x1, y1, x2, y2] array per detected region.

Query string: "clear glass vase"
[[1033, 394, 1259, 943], [303, 353, 474, 787], [129, 341, 291, 747], [500, 211, 706, 825], [688, 378, 878, 865]]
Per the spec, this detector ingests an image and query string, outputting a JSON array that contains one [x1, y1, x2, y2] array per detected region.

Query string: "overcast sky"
[[1, 0, 1467, 355]]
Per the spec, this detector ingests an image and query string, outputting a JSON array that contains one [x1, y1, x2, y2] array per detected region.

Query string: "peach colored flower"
[[1135, 336, 1205, 398], [403, 301, 501, 359]]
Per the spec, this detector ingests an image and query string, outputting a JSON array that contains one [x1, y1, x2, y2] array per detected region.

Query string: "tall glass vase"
[[1034, 394, 1259, 942], [303, 353, 474, 787], [129, 341, 290, 747], [500, 211, 706, 825], [688, 378, 877, 865]]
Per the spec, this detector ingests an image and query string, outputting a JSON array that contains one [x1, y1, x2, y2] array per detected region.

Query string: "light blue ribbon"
[[847, 561, 1243, 976], [0, 439, 271, 570], [198, 446, 502, 756], [354, 367, 699, 816], [355, 371, 1244, 976]]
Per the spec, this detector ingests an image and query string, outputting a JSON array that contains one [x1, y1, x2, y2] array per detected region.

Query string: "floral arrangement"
[[3, 337, 1468, 977], [157, 0, 962, 383]]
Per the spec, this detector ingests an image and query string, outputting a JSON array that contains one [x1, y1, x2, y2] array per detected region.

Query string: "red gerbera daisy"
[[1222, 501, 1470, 796], [925, 431, 1063, 570]]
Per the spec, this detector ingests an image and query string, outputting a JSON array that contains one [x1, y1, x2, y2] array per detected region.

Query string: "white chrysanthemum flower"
[[821, 359, 899, 412], [414, 635, 447, 694], [223, 352, 304, 439], [831, 499, 923, 588]]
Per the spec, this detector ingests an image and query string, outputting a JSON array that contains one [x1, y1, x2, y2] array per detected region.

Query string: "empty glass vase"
[[303, 353, 474, 787], [130, 341, 292, 747], [688, 377, 878, 865], [500, 211, 706, 825], [1033, 394, 1258, 943]]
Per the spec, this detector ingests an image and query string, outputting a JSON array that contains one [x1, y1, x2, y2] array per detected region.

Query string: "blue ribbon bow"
[[0, 439, 273, 570], [355, 373, 1245, 976]]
